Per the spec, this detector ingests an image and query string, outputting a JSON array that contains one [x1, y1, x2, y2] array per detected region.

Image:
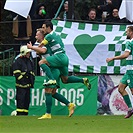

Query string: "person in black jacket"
[[31, 3, 50, 44], [57, 1, 81, 21], [12, 45, 35, 115], [103, 8, 130, 23], [97, 0, 122, 21]]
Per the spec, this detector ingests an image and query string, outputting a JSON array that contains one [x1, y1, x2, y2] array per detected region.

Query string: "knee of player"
[[61, 76, 68, 83], [51, 89, 57, 95], [45, 88, 53, 93], [61, 79, 67, 83], [118, 87, 125, 94]]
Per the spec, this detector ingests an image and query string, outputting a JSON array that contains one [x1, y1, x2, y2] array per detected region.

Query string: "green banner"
[[0, 76, 98, 116]]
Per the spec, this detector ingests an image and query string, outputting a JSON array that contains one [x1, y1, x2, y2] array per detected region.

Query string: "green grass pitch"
[[0, 115, 133, 133]]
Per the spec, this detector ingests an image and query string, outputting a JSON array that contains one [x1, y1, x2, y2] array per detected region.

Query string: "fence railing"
[[0, 48, 40, 76], [0, 48, 15, 76]]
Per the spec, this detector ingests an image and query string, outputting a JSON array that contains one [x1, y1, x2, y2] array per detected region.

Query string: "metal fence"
[[0, 48, 15, 76], [0, 48, 40, 76]]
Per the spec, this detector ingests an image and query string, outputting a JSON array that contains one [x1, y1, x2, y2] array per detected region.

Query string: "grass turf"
[[0, 115, 133, 133]]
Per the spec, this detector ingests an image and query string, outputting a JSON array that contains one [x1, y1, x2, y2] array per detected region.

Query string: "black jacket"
[[12, 56, 35, 88]]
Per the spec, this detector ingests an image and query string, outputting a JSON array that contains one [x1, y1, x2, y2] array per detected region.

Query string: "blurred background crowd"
[[0, 0, 131, 50]]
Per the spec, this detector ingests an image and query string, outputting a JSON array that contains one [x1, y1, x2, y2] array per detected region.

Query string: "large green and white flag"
[[52, 20, 128, 74]]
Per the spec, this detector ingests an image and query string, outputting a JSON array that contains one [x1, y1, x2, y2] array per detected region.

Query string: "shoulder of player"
[[45, 31, 56, 39], [126, 40, 132, 45]]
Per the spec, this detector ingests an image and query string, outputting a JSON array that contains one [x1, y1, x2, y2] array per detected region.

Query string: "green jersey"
[[45, 31, 65, 54], [41, 45, 52, 59], [125, 39, 133, 74]]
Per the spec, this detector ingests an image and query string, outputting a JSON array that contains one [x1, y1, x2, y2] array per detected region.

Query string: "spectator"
[[104, 8, 120, 22], [43, 0, 61, 19], [97, 0, 113, 17], [86, 8, 99, 22], [96, 0, 106, 20], [57, 1, 81, 21], [97, 0, 122, 21], [33, 3, 50, 21], [12, 45, 35, 115], [31, 3, 50, 43], [103, 8, 130, 23]]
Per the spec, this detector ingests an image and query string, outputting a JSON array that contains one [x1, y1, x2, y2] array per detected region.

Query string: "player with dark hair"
[[38, 21, 91, 90]]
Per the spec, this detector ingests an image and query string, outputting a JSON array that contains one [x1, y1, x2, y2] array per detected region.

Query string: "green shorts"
[[120, 73, 133, 88], [46, 53, 69, 76]]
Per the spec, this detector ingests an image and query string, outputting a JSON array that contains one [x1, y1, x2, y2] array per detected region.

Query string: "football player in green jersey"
[[106, 26, 133, 118], [39, 21, 91, 90], [27, 28, 75, 119]]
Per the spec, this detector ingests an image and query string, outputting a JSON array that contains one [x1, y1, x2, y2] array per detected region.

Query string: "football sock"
[[45, 93, 52, 114], [40, 64, 54, 80], [52, 93, 70, 105], [67, 76, 83, 83], [123, 95, 132, 108]]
